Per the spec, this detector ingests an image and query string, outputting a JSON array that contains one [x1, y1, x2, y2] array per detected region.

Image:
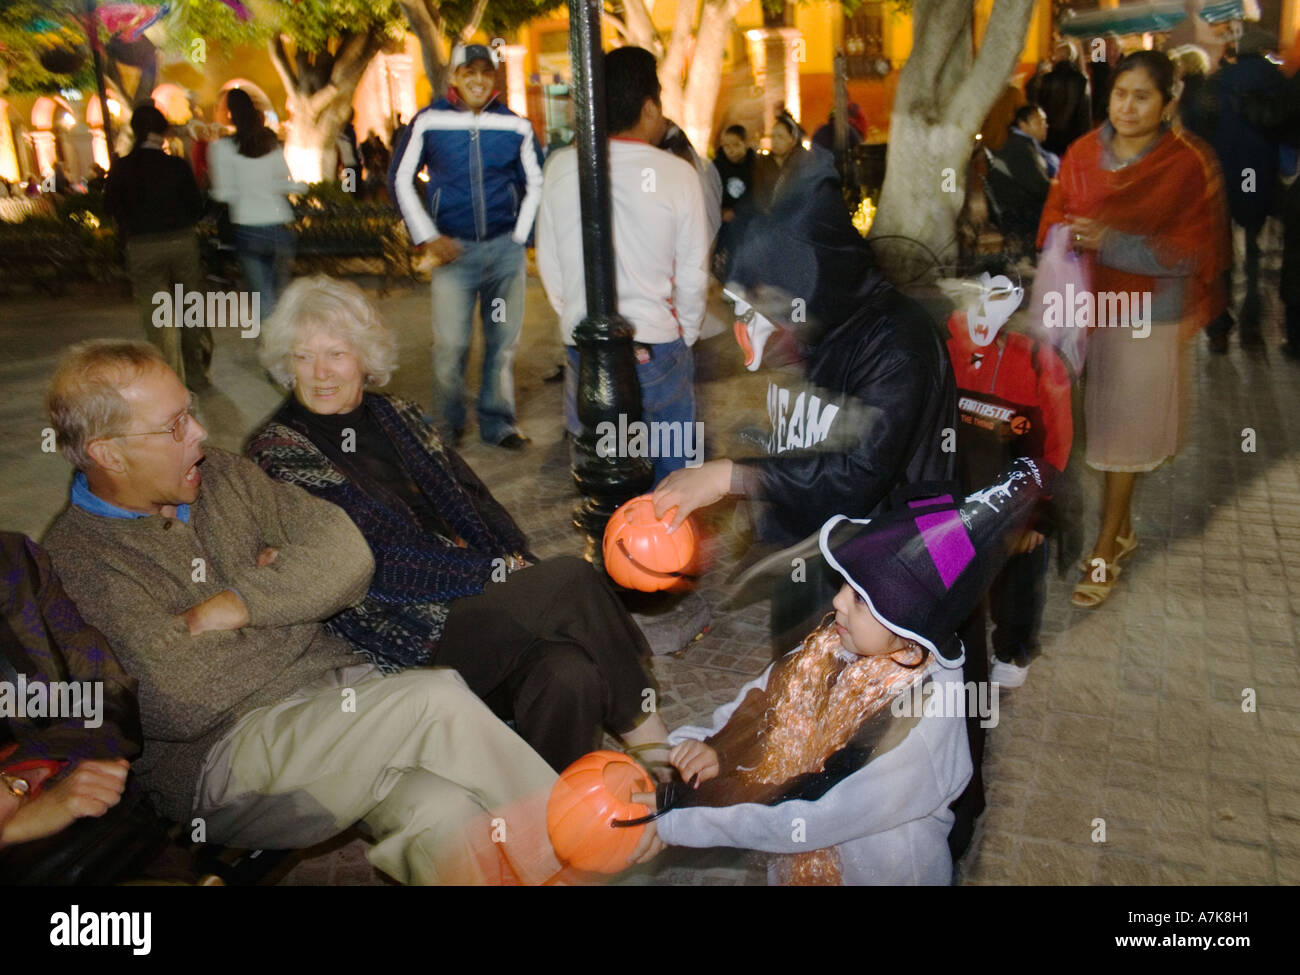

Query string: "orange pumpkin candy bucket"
[[545, 750, 657, 874], [602, 495, 699, 592]]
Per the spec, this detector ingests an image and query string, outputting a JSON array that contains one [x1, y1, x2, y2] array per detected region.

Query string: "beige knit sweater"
[[42, 448, 373, 823]]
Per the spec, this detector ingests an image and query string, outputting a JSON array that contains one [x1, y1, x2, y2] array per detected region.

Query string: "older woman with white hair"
[[246, 275, 669, 773]]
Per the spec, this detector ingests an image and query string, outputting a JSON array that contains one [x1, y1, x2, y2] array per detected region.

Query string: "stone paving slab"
[[2, 244, 1296, 885]]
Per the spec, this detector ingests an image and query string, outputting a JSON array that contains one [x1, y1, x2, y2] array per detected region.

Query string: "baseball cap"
[[451, 43, 498, 71]]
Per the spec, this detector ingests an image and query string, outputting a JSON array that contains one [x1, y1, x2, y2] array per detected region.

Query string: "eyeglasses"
[[113, 407, 195, 444]]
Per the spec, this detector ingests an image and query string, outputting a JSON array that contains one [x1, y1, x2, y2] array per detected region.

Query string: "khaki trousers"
[[194, 666, 561, 885], [124, 230, 212, 389]]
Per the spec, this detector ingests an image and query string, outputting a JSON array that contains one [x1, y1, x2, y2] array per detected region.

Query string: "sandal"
[[1077, 531, 1138, 573], [1071, 558, 1121, 608], [1115, 530, 1138, 565]]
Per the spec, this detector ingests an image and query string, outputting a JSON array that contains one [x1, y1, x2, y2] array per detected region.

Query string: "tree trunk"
[[870, 0, 1035, 282], [680, 0, 744, 153], [658, 67, 685, 132], [657, 0, 697, 125], [620, 0, 662, 59], [282, 88, 354, 184], [868, 114, 975, 278], [614, 0, 739, 153], [617, 0, 681, 122], [583, 0, 743, 155], [400, 0, 448, 98], [270, 33, 384, 185], [460, 0, 490, 43]]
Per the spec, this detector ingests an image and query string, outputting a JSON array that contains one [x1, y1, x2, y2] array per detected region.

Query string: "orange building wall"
[[159, 43, 288, 118], [798, 74, 899, 143]]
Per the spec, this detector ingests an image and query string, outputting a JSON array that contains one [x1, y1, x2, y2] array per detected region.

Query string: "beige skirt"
[[1083, 319, 1189, 473]]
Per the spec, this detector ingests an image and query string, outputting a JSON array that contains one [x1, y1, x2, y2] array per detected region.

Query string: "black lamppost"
[[566, 0, 653, 565]]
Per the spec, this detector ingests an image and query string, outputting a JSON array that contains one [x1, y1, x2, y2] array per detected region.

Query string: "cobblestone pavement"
[[3, 237, 1296, 885]]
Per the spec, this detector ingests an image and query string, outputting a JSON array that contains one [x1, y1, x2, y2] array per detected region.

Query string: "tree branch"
[[601, 11, 632, 43], [462, 0, 490, 43], [400, 0, 445, 97], [269, 34, 298, 94], [901, 0, 967, 103], [619, 0, 662, 55], [334, 31, 385, 92], [660, 0, 700, 86], [933, 8, 972, 107], [333, 31, 366, 73], [946, 0, 1035, 125]]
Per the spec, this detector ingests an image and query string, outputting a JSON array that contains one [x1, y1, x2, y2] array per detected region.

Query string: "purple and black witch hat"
[[818, 458, 1051, 665]]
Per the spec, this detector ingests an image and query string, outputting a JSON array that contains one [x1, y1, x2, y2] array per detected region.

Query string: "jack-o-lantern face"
[[602, 495, 698, 592], [546, 750, 654, 873]]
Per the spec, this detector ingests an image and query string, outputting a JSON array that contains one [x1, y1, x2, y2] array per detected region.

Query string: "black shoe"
[[493, 432, 530, 450], [1208, 334, 1229, 355]]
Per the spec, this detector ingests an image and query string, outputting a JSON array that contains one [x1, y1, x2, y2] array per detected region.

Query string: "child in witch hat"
[[627, 458, 1050, 885]]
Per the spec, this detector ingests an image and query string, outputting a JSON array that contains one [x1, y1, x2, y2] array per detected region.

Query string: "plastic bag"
[[1029, 222, 1092, 375]]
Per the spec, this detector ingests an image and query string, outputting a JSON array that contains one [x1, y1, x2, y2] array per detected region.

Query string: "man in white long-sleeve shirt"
[[535, 47, 711, 484]]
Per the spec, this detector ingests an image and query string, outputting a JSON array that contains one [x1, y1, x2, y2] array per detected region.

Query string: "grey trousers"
[[124, 230, 213, 389]]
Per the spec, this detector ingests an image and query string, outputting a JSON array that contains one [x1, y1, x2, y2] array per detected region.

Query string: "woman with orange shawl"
[[1037, 50, 1229, 608]]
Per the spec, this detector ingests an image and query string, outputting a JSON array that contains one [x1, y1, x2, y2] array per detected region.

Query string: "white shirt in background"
[[535, 139, 711, 347]]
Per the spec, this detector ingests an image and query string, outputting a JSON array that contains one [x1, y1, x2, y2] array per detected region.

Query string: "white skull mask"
[[967, 272, 1023, 347]]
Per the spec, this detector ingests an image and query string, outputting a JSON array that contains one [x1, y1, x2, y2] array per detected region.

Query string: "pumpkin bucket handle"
[[610, 775, 693, 828], [615, 539, 699, 582]]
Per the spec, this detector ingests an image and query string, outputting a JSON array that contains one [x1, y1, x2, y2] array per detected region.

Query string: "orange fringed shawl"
[[1037, 125, 1230, 335]]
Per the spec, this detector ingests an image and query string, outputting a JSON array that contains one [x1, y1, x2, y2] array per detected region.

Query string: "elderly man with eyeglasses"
[[38, 340, 562, 884]]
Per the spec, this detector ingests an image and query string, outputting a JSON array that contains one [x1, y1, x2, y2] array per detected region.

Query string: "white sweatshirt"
[[208, 137, 307, 227], [535, 140, 711, 347], [656, 655, 973, 885]]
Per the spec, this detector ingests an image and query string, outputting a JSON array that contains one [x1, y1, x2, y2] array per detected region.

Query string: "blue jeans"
[[431, 235, 525, 444], [233, 223, 295, 320], [565, 338, 697, 485]]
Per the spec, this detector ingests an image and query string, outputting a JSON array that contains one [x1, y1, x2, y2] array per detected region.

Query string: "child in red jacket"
[[945, 271, 1073, 687]]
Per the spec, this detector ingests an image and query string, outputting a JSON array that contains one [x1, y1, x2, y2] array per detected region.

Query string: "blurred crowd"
[[3, 26, 1298, 888]]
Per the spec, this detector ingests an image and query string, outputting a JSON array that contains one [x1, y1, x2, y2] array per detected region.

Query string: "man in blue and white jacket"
[[389, 43, 544, 449]]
